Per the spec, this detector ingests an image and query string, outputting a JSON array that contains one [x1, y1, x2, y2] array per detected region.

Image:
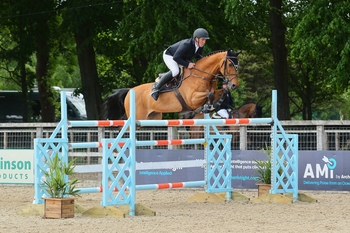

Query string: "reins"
[[183, 68, 221, 82], [183, 54, 238, 83]]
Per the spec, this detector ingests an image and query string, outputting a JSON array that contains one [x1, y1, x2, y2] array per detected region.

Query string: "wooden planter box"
[[256, 183, 271, 197], [44, 198, 75, 219]]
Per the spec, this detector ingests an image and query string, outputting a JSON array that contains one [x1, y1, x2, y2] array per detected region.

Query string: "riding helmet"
[[193, 28, 210, 39]]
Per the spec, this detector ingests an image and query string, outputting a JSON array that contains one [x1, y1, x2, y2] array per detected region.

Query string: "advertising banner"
[[134, 149, 266, 189], [135, 149, 350, 191], [4, 148, 349, 191], [0, 150, 34, 184], [299, 151, 350, 191]]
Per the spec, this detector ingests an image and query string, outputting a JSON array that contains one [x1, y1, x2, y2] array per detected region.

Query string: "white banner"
[[0, 150, 34, 184]]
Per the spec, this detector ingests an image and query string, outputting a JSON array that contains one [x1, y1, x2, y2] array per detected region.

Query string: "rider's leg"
[[151, 51, 179, 101], [150, 71, 173, 100], [217, 109, 229, 119]]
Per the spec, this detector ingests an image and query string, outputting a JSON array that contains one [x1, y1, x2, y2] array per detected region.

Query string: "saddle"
[[156, 66, 184, 93]]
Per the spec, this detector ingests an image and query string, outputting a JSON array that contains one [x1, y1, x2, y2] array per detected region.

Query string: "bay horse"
[[187, 103, 264, 149], [103, 49, 241, 120]]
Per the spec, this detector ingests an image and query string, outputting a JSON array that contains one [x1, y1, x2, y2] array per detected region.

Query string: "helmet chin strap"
[[195, 38, 204, 48]]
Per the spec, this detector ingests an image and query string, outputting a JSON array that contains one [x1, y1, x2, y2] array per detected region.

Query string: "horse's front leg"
[[191, 91, 215, 108], [213, 89, 224, 102], [202, 92, 215, 113]]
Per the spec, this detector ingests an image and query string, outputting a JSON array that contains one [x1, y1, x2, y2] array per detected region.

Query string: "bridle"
[[179, 50, 240, 111], [220, 55, 239, 86], [183, 52, 239, 84]]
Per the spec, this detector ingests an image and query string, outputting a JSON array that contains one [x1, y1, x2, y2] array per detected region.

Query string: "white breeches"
[[163, 51, 179, 77], [217, 109, 229, 119]]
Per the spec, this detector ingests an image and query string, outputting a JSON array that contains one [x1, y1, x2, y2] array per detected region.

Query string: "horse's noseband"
[[220, 56, 239, 86]]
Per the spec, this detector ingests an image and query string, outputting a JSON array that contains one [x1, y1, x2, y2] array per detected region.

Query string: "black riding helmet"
[[193, 28, 210, 39]]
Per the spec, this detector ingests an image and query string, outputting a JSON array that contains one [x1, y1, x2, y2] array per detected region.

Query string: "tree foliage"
[[0, 0, 40, 121], [222, 0, 291, 119], [1, 0, 350, 120], [292, 0, 350, 91], [288, 0, 350, 119]]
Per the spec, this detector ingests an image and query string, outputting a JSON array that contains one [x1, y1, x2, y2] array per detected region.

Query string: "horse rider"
[[150, 28, 210, 101], [214, 80, 235, 119]]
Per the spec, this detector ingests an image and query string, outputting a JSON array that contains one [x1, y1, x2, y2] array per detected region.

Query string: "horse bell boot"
[[150, 71, 173, 101]]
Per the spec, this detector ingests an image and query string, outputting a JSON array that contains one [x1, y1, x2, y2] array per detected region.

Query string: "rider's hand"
[[213, 102, 220, 109], [188, 62, 195, 69]]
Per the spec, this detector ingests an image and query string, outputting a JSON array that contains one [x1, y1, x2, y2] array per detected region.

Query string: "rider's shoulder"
[[178, 38, 194, 46]]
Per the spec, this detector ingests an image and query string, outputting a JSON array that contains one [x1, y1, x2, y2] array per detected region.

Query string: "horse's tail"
[[102, 88, 130, 120]]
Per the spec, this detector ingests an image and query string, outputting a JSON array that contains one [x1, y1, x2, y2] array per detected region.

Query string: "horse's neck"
[[194, 52, 224, 74]]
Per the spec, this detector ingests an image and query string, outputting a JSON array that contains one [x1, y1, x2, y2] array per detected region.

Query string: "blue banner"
[[134, 149, 350, 191]]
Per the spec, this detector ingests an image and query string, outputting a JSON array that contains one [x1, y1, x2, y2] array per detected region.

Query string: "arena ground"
[[1, 184, 349, 233]]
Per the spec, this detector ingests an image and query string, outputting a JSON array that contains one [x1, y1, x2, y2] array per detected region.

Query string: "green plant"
[[254, 147, 272, 184], [41, 153, 80, 198], [254, 145, 286, 184]]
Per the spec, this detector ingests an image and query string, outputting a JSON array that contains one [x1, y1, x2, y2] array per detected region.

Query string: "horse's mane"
[[203, 50, 226, 58], [238, 102, 257, 108], [202, 49, 241, 58], [195, 50, 226, 63], [199, 49, 240, 69]]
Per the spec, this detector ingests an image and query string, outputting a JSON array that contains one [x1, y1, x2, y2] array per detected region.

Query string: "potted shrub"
[[254, 146, 272, 196], [254, 146, 286, 196], [41, 153, 80, 219]]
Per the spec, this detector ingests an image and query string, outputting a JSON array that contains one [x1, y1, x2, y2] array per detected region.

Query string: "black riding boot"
[[150, 71, 173, 101]]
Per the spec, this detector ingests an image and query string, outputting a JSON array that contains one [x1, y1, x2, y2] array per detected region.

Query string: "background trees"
[[289, 0, 350, 120], [0, 0, 349, 121]]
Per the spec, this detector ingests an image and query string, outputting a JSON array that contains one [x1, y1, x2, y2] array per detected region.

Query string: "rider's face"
[[196, 38, 207, 47]]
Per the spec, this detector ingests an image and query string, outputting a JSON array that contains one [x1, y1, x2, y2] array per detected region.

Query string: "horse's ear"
[[255, 104, 265, 108], [234, 50, 242, 56], [227, 49, 242, 57]]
